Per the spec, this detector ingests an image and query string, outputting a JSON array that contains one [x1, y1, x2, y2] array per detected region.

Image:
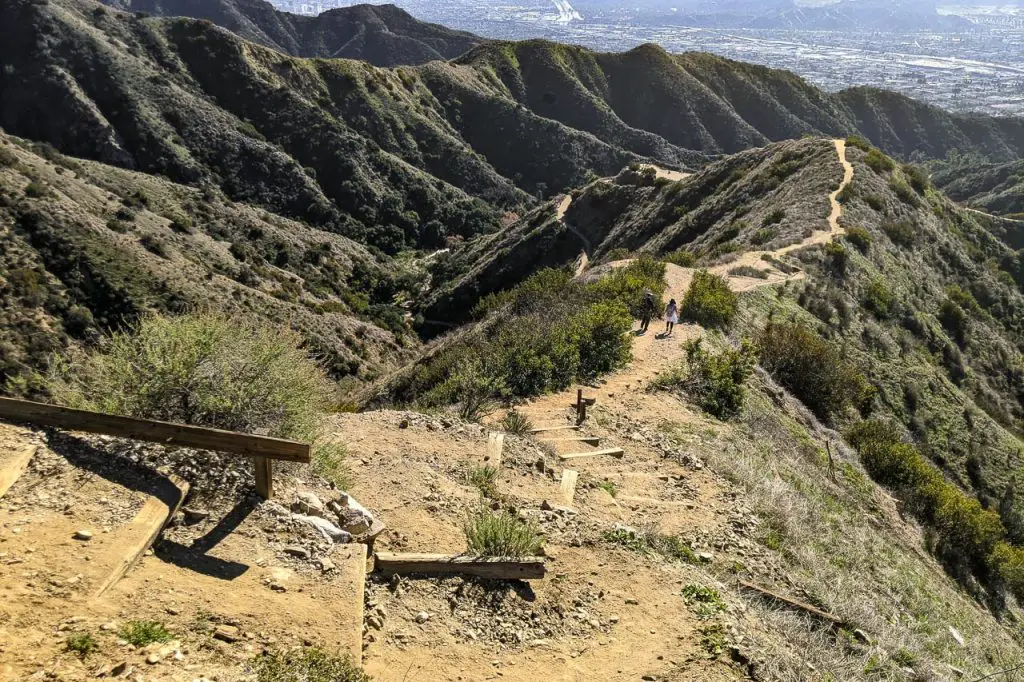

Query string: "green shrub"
[[889, 177, 920, 206], [252, 648, 371, 682], [845, 135, 872, 153], [468, 464, 500, 499], [862, 278, 896, 319], [597, 480, 618, 498], [500, 410, 532, 436], [434, 356, 505, 421], [680, 270, 737, 329], [653, 339, 756, 419], [843, 227, 872, 253], [758, 321, 873, 421], [762, 208, 786, 227], [938, 298, 969, 347], [727, 265, 768, 279], [44, 312, 333, 440], [750, 227, 777, 246], [119, 621, 172, 647], [882, 220, 916, 247], [865, 149, 895, 174], [864, 194, 885, 211], [991, 542, 1024, 602], [140, 234, 169, 258], [901, 164, 930, 194], [66, 633, 98, 658], [24, 180, 49, 198], [464, 508, 543, 557], [825, 242, 848, 275], [663, 249, 696, 267]]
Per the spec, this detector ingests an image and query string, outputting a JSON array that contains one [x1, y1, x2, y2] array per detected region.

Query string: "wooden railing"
[[0, 397, 310, 499]]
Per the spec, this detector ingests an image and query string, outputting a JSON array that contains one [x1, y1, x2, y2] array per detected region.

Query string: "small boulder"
[[292, 514, 352, 544], [318, 557, 336, 572], [212, 625, 240, 643], [291, 492, 326, 518], [414, 611, 431, 624], [73, 530, 93, 541], [283, 546, 310, 560], [181, 508, 210, 524]]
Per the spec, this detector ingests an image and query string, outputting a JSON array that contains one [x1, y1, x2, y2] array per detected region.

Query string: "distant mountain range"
[[103, 0, 482, 65]]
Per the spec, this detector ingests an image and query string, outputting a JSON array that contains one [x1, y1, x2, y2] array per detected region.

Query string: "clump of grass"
[[119, 621, 173, 647], [681, 584, 728, 619], [311, 440, 350, 490], [602, 524, 704, 564], [597, 480, 618, 498], [500, 410, 532, 436], [66, 632, 98, 658], [653, 339, 756, 420], [467, 464, 500, 499], [464, 508, 543, 557], [44, 312, 335, 441], [252, 647, 371, 682]]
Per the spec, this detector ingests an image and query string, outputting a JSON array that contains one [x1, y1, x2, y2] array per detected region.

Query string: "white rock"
[[414, 611, 430, 624], [292, 514, 352, 543], [292, 492, 326, 518], [949, 626, 965, 647]]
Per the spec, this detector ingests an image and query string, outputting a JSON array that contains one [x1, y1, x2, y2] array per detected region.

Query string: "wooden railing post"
[[254, 456, 273, 499]]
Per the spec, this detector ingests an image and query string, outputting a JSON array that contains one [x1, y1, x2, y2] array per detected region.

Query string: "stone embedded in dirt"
[[292, 491, 326, 517], [318, 557, 336, 572], [145, 652, 162, 665], [73, 530, 93, 541], [399, 419, 409, 429], [283, 546, 310, 560], [270, 582, 288, 592], [414, 611, 431, 624], [852, 629, 871, 645], [332, 493, 374, 535], [697, 552, 714, 563], [181, 508, 210, 524], [108, 661, 128, 676], [949, 626, 965, 647], [212, 625, 240, 643], [291, 514, 352, 543]]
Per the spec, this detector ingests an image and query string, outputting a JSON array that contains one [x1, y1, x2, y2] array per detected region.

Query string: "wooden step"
[[374, 552, 545, 580], [539, 436, 600, 446], [559, 447, 624, 461], [0, 444, 37, 500], [529, 425, 580, 434]]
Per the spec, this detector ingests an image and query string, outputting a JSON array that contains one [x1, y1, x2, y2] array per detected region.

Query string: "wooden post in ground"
[[560, 469, 579, 504], [254, 456, 273, 500], [487, 432, 504, 465], [576, 389, 587, 424]]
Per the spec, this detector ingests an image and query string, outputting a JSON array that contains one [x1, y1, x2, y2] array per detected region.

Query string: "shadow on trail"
[[155, 496, 259, 581]]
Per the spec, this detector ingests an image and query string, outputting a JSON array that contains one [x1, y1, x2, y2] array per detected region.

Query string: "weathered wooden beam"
[[737, 580, 846, 627], [486, 432, 504, 465], [0, 444, 37, 499], [539, 436, 601, 446], [94, 475, 189, 598], [529, 425, 580, 434], [560, 469, 579, 504], [0, 397, 309, 462], [374, 552, 546, 580], [559, 447, 624, 461]]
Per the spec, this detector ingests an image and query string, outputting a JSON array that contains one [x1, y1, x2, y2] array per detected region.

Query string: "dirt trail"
[[518, 137, 854, 446]]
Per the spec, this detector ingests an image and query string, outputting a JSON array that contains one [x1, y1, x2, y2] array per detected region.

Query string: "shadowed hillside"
[[102, 0, 483, 65]]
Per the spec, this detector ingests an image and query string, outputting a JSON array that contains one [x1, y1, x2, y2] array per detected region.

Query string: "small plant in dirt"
[[602, 524, 702, 564], [865, 148, 895, 174], [66, 632, 98, 658], [680, 270, 737, 329], [467, 464, 500, 499], [464, 508, 543, 557], [597, 480, 618, 498], [681, 584, 728, 619], [653, 339, 756, 420], [252, 647, 371, 682], [119, 621, 173, 646], [500, 410, 532, 436], [698, 623, 728, 657], [762, 208, 786, 227]]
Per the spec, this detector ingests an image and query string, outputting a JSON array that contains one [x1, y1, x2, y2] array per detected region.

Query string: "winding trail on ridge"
[[512, 138, 855, 438]]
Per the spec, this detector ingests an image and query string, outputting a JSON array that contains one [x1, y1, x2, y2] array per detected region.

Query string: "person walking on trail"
[[664, 298, 678, 336], [638, 290, 657, 334]]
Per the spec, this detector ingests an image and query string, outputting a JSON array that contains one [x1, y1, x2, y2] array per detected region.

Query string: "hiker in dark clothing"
[[638, 290, 657, 334]]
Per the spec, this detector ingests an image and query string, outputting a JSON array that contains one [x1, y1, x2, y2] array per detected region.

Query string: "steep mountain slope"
[[103, 0, 483, 65], [0, 131, 415, 394], [932, 156, 1024, 218]]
